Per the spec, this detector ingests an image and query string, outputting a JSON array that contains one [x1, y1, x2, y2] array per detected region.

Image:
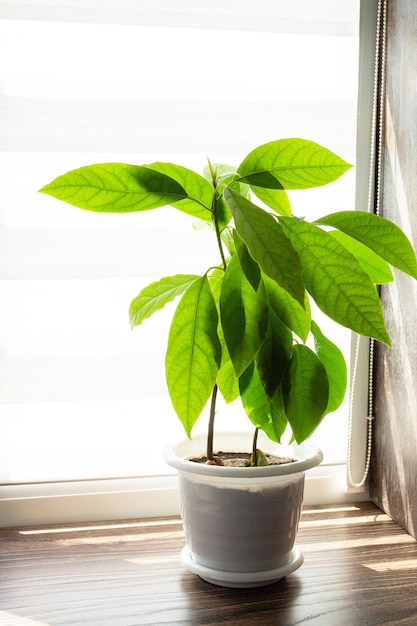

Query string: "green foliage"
[[282, 345, 329, 443], [250, 187, 292, 216], [279, 218, 391, 345], [165, 276, 221, 437], [310, 321, 347, 415], [328, 231, 394, 284], [39, 163, 190, 213], [40, 137, 417, 448], [224, 188, 305, 306], [316, 211, 417, 278], [262, 274, 311, 342], [144, 162, 213, 221], [239, 362, 287, 443], [220, 254, 268, 377], [129, 274, 200, 328], [256, 309, 293, 398], [237, 138, 352, 189], [216, 355, 240, 405]]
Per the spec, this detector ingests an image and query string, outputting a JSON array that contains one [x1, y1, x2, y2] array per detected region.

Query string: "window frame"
[[0, 0, 378, 527]]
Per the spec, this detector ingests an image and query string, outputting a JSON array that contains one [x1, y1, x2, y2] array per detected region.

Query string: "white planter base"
[[164, 432, 322, 588], [181, 545, 304, 588]]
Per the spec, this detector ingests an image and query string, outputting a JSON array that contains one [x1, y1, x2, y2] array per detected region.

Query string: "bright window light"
[[0, 4, 360, 495]]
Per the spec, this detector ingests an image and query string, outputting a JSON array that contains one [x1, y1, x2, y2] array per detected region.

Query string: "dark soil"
[[189, 451, 296, 467]]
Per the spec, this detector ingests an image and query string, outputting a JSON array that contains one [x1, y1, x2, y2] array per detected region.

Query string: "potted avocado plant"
[[40, 138, 417, 587]]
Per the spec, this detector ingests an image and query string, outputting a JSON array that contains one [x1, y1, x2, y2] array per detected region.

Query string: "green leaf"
[[239, 362, 286, 443], [144, 162, 213, 221], [209, 267, 240, 404], [233, 231, 261, 291], [220, 254, 268, 378], [216, 195, 233, 230], [208, 266, 225, 300], [39, 163, 189, 212], [237, 138, 352, 190], [129, 274, 200, 329], [263, 274, 311, 342], [203, 162, 247, 229], [207, 162, 287, 218], [217, 353, 240, 404], [223, 188, 305, 306], [220, 229, 235, 256], [256, 308, 292, 398], [250, 186, 292, 216], [310, 321, 347, 415], [216, 327, 241, 405], [203, 162, 236, 184], [279, 218, 391, 345], [165, 276, 221, 437], [282, 344, 329, 443], [329, 230, 394, 284], [316, 211, 417, 279], [269, 386, 289, 442], [204, 163, 249, 197]]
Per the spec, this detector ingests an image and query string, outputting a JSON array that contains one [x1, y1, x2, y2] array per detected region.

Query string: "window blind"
[[0, 0, 358, 34], [0, 0, 366, 524]]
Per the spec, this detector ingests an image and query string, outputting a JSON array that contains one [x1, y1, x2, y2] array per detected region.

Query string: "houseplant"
[[40, 138, 417, 586]]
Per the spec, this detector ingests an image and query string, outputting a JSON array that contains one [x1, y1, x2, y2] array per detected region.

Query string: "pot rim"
[[163, 431, 323, 478]]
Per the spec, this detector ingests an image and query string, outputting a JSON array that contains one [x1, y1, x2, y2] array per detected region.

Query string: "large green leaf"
[[282, 344, 329, 443], [316, 211, 417, 279], [215, 195, 233, 230], [310, 321, 347, 415], [207, 266, 224, 300], [329, 230, 394, 284], [237, 138, 352, 190], [233, 231, 261, 291], [208, 268, 240, 404], [165, 276, 221, 437], [220, 254, 268, 378], [269, 387, 289, 443], [263, 274, 311, 342], [223, 188, 305, 306], [129, 274, 200, 328], [144, 162, 213, 221], [279, 218, 391, 345], [39, 163, 189, 212], [216, 308, 241, 406], [250, 186, 292, 216], [256, 308, 292, 398], [217, 353, 240, 404], [239, 362, 287, 443]]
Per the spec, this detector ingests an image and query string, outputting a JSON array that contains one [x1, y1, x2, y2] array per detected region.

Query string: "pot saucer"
[[180, 545, 303, 588]]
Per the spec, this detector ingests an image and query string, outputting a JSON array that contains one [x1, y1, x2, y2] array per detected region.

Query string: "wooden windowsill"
[[1, 502, 417, 625]]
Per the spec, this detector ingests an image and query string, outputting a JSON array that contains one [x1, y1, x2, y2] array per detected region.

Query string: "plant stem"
[[214, 201, 227, 271], [208, 162, 227, 272], [205, 166, 228, 461], [207, 383, 218, 460], [252, 428, 259, 466]]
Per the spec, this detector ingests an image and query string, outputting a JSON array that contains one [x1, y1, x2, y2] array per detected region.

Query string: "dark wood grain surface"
[[1, 502, 417, 625]]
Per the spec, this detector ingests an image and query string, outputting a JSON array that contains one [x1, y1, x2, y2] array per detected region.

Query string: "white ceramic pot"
[[163, 431, 323, 588]]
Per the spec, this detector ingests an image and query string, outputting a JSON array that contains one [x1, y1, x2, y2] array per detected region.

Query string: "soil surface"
[[190, 451, 296, 467]]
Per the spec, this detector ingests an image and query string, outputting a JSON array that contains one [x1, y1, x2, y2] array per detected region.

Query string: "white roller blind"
[[0, 2, 360, 493], [0, 0, 358, 34]]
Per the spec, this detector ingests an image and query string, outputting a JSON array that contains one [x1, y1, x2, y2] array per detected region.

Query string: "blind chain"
[[347, 0, 387, 489]]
